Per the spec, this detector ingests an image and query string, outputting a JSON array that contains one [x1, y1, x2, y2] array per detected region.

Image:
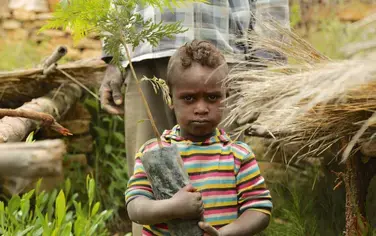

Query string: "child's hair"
[[166, 40, 228, 88]]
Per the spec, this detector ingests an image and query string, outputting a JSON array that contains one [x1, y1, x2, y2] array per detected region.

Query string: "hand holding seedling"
[[170, 184, 204, 220]]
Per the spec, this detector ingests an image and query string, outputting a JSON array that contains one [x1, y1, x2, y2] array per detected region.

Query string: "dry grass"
[[224, 14, 376, 163]]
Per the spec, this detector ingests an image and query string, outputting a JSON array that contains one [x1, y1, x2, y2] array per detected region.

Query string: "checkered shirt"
[[102, 0, 290, 66]]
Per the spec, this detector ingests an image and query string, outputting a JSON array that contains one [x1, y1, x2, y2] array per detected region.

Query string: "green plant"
[[83, 95, 129, 232], [0, 176, 112, 236]]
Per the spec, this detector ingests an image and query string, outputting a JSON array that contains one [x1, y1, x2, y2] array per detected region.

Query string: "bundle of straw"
[[224, 14, 376, 163]]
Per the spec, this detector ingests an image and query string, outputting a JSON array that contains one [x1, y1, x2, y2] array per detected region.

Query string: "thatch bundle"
[[0, 58, 105, 108], [225, 14, 376, 163]]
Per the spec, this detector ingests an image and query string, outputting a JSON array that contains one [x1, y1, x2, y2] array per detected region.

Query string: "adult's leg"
[[124, 58, 174, 177], [124, 58, 174, 236]]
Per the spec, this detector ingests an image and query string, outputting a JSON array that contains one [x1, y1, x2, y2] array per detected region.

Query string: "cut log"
[[0, 58, 106, 108], [0, 83, 82, 143], [141, 145, 203, 236], [360, 140, 376, 157], [0, 139, 65, 177]]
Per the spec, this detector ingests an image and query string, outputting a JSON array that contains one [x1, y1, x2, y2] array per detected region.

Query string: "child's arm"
[[127, 184, 204, 225], [198, 144, 272, 236], [199, 210, 269, 236]]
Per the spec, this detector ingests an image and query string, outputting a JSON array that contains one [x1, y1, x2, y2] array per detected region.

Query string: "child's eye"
[[208, 95, 219, 101], [184, 96, 194, 102]]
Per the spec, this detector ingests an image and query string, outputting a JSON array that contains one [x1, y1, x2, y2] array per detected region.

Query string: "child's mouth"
[[191, 120, 210, 125]]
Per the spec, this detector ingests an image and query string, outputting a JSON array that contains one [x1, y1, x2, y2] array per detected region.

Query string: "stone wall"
[[0, 0, 102, 61]]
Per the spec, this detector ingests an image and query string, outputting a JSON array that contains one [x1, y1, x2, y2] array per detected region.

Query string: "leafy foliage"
[[64, 95, 129, 232], [42, 0, 206, 69], [0, 177, 112, 236]]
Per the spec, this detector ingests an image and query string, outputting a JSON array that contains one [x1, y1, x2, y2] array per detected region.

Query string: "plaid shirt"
[[102, 0, 290, 66]]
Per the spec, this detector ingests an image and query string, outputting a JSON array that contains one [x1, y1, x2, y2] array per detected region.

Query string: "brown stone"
[[48, 37, 73, 48], [74, 38, 102, 50], [36, 12, 53, 21], [67, 135, 93, 153], [22, 20, 46, 30], [63, 103, 92, 120], [64, 154, 88, 167], [60, 120, 91, 135], [337, 3, 376, 22], [12, 9, 37, 21], [41, 29, 67, 38], [4, 28, 29, 40], [2, 19, 22, 30], [80, 49, 101, 59], [47, 0, 60, 12]]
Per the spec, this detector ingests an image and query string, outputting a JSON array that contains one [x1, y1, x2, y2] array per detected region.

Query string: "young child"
[[125, 40, 272, 236]]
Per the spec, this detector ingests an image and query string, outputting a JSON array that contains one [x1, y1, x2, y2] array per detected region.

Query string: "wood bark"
[[0, 139, 65, 177], [0, 83, 82, 143], [344, 152, 376, 236], [0, 58, 105, 108], [141, 145, 203, 236]]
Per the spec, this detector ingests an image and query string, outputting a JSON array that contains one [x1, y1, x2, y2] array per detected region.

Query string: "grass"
[[0, 40, 48, 71]]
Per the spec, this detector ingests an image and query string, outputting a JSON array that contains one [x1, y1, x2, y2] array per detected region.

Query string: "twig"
[[121, 39, 162, 147], [57, 68, 100, 100], [43, 46, 67, 75], [0, 108, 72, 136]]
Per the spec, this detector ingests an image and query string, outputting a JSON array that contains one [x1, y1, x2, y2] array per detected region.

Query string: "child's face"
[[170, 63, 227, 141]]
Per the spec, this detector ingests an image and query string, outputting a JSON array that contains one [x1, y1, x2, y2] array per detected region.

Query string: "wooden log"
[[141, 145, 203, 236], [0, 58, 105, 108], [360, 140, 376, 157], [0, 139, 65, 177], [43, 45, 68, 75], [343, 151, 376, 236], [0, 83, 82, 143]]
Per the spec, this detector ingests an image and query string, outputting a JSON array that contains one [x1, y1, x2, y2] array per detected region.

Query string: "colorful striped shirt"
[[125, 125, 272, 236]]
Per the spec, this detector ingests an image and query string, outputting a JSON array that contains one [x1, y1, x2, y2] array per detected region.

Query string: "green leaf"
[[8, 195, 21, 214], [104, 144, 112, 154], [16, 225, 34, 236], [113, 132, 125, 143], [91, 202, 100, 216], [47, 189, 58, 222], [93, 127, 109, 138], [62, 222, 72, 236], [20, 198, 30, 222], [55, 190, 66, 227], [22, 190, 35, 201], [0, 201, 4, 229], [87, 178, 95, 207], [25, 131, 35, 143], [64, 178, 71, 197]]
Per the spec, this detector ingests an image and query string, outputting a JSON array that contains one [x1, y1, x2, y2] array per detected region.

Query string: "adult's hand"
[[99, 64, 125, 115]]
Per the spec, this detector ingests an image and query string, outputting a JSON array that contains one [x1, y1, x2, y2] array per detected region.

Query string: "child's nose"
[[194, 101, 209, 115]]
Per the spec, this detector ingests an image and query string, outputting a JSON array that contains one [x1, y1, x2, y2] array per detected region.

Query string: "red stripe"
[[189, 171, 234, 180], [238, 176, 262, 190], [201, 189, 237, 197], [205, 206, 238, 215]]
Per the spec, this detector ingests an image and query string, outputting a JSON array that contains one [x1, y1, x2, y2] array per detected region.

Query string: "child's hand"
[[170, 184, 204, 219], [198, 221, 222, 236]]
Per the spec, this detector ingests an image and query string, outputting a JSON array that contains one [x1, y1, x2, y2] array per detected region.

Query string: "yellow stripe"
[[195, 183, 235, 190], [237, 169, 261, 183], [186, 166, 234, 173], [204, 200, 238, 208]]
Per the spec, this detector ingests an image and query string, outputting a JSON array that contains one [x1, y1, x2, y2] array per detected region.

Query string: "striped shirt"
[[125, 125, 272, 236], [102, 0, 290, 66]]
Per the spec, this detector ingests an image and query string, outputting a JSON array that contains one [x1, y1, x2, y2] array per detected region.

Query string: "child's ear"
[[168, 96, 174, 110], [168, 94, 174, 109]]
